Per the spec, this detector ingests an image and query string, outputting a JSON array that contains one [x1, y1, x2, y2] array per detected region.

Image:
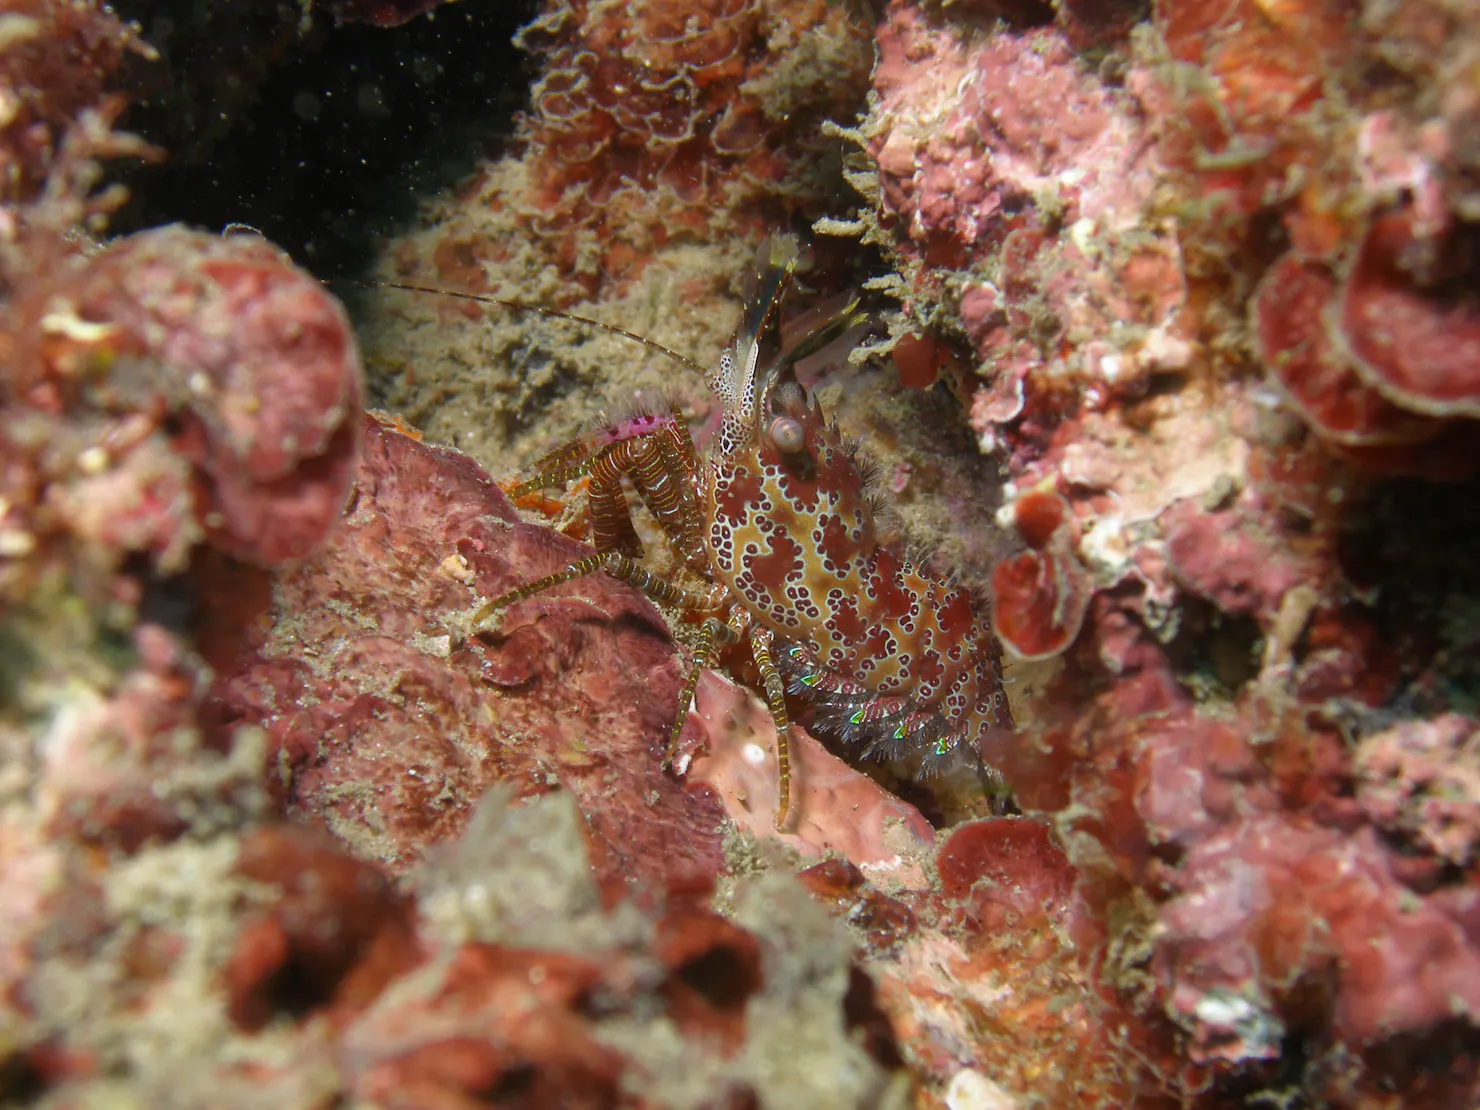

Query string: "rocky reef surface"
[[1, 1, 1478, 1108]]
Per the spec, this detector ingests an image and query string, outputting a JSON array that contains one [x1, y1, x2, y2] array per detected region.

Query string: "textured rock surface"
[[209, 415, 730, 894]]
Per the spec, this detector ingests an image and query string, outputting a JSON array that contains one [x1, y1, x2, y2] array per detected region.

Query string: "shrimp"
[[381, 238, 1013, 827]]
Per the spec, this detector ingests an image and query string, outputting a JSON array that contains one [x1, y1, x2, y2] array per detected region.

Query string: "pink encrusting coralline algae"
[[816, 0, 1480, 1104], [2, 0, 1480, 1108]]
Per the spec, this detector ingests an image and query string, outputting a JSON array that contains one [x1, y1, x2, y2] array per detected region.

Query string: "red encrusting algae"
[[989, 488, 1092, 661], [818, 0, 1480, 1104]]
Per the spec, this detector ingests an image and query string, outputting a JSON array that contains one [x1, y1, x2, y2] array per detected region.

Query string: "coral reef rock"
[[5, 0, 1480, 1108]]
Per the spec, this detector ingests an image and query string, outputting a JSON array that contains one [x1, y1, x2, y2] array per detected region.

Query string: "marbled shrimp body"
[[481, 240, 1011, 824], [701, 393, 1012, 768], [698, 260, 1011, 770]]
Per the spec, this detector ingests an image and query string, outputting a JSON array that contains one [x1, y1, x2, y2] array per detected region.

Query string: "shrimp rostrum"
[[477, 239, 1013, 828]]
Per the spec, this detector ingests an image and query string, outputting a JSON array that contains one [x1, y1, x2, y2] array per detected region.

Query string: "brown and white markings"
[[386, 239, 1014, 827]]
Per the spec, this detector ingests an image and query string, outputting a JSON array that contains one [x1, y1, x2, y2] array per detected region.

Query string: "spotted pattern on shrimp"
[[701, 383, 1010, 769]]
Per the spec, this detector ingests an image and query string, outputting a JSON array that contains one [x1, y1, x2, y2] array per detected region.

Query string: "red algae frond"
[[1253, 253, 1441, 449], [990, 489, 1091, 661], [1340, 208, 1480, 420], [1251, 216, 1480, 479]]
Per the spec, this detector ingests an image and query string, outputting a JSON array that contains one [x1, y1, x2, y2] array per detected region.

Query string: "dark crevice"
[[108, 0, 541, 276], [674, 945, 763, 1014]]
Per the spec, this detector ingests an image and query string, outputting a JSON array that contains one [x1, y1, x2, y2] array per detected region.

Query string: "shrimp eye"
[[768, 416, 805, 453]]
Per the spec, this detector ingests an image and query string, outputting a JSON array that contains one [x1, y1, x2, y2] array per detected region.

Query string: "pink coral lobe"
[[871, 7, 1156, 256], [53, 227, 363, 566], [687, 670, 935, 869], [1158, 816, 1480, 1052], [1163, 503, 1309, 621], [937, 817, 1087, 939]]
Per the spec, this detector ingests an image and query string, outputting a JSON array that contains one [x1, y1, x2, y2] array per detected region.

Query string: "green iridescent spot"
[[801, 673, 821, 687], [893, 723, 908, 739], [935, 737, 951, 755], [850, 709, 867, 725]]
